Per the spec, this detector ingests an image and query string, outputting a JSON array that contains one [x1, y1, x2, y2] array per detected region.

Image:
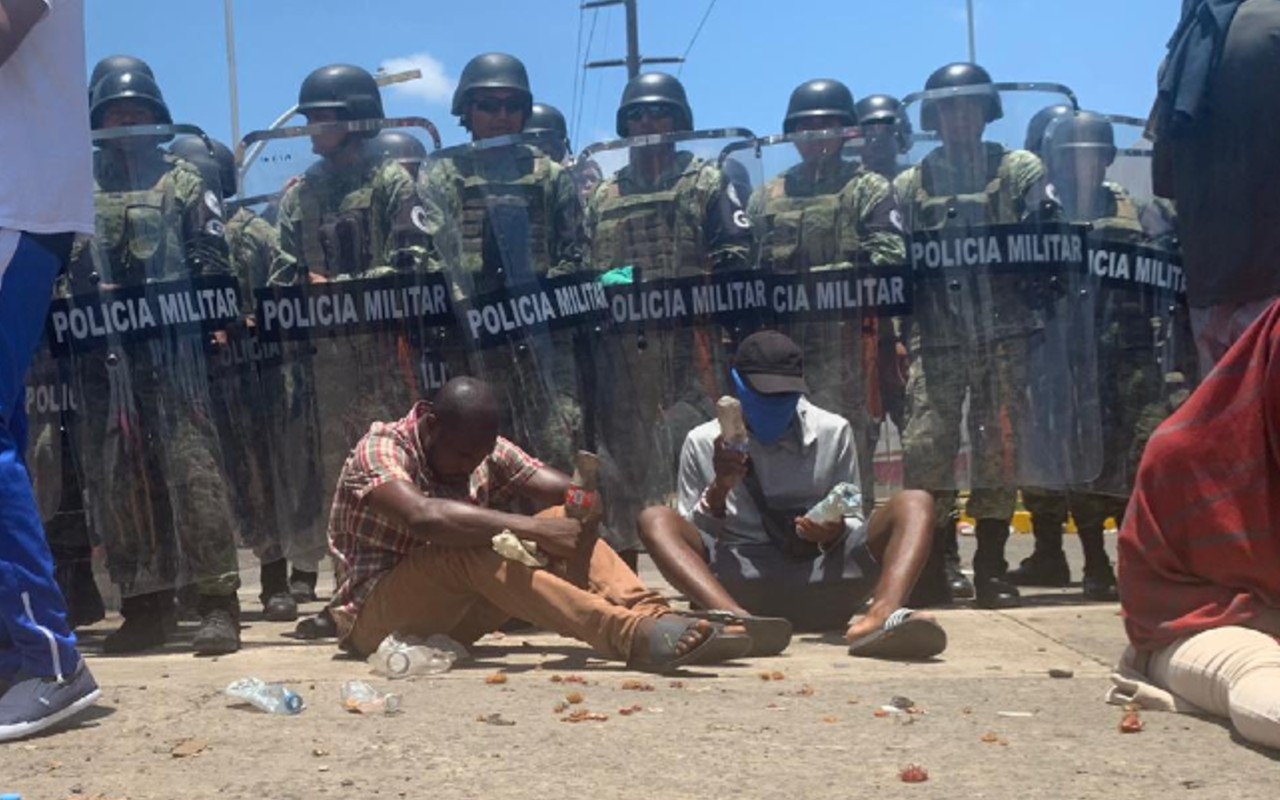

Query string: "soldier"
[[582, 71, 753, 559], [268, 64, 429, 601], [69, 70, 242, 654], [1023, 103, 1073, 158], [368, 129, 427, 180], [895, 63, 1055, 609], [748, 79, 905, 516], [855, 94, 913, 180], [87, 53, 152, 98], [418, 53, 584, 481], [1013, 111, 1175, 601], [524, 102, 571, 163]]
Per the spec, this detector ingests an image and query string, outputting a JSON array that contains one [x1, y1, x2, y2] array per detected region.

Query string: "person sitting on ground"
[[637, 330, 947, 660], [326, 376, 752, 673], [1107, 299, 1280, 751]]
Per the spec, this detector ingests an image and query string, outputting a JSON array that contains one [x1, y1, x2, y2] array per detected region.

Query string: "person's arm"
[[172, 162, 231, 277], [702, 165, 754, 271], [795, 421, 861, 548], [547, 162, 585, 276], [0, 0, 47, 68], [515, 462, 572, 508], [846, 171, 907, 268]]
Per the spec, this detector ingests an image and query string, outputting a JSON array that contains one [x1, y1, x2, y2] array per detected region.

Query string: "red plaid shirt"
[[328, 402, 543, 639]]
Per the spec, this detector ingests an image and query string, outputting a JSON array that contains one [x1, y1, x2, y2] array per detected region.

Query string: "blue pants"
[[0, 230, 79, 680]]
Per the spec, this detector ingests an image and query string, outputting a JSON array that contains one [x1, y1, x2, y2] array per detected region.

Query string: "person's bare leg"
[[637, 506, 749, 615], [846, 489, 937, 642]]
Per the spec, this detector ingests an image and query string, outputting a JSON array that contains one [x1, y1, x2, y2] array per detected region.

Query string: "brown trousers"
[[347, 511, 670, 660]]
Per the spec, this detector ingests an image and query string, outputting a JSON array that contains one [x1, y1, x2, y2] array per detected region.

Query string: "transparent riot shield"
[[895, 84, 1102, 518], [416, 132, 595, 484], [721, 127, 910, 512], [56, 124, 243, 603], [573, 129, 757, 552], [1043, 112, 1192, 503], [241, 118, 443, 570]]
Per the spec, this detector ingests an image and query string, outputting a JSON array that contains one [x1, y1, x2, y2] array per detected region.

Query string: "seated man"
[[1108, 300, 1280, 751], [638, 331, 946, 660], [327, 377, 751, 673]]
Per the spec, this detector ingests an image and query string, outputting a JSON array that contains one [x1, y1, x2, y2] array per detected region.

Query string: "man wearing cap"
[[637, 331, 946, 660]]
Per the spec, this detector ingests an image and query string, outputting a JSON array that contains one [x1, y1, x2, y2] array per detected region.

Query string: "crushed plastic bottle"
[[340, 680, 402, 714], [804, 482, 861, 524], [716, 396, 749, 453], [368, 632, 458, 678], [225, 678, 304, 715]]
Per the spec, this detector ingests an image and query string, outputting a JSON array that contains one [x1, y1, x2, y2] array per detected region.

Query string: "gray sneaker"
[[0, 661, 101, 742]]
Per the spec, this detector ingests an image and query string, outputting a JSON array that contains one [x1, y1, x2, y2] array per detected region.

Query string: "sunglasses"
[[625, 103, 677, 123], [471, 96, 525, 115]]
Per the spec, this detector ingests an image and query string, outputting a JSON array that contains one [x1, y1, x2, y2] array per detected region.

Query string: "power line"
[[573, 8, 600, 146], [570, 3, 586, 140], [677, 0, 718, 76], [589, 8, 614, 138]]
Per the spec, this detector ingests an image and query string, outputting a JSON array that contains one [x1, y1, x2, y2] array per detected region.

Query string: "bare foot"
[[846, 607, 936, 644]]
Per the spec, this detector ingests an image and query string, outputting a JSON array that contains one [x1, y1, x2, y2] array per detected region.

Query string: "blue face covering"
[[732, 369, 800, 446]]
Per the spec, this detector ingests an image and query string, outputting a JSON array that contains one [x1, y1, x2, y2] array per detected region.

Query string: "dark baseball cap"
[[733, 330, 809, 395]]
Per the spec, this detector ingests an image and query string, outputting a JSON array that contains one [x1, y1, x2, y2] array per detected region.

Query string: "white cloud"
[[378, 52, 456, 106]]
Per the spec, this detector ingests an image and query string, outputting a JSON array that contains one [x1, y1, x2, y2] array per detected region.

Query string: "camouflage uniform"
[[895, 143, 1048, 549], [419, 142, 585, 473], [66, 149, 240, 599], [584, 149, 752, 549], [270, 154, 427, 537], [748, 156, 905, 511]]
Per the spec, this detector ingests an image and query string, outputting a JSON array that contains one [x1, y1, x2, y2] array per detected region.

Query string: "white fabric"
[[0, 228, 20, 293], [0, 0, 94, 235]]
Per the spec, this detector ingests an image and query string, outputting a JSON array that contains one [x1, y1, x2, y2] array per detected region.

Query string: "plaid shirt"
[[328, 401, 543, 639]]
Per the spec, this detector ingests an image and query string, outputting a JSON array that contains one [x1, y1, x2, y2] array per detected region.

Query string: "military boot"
[[259, 559, 298, 622], [1079, 528, 1119, 601], [973, 519, 1021, 609], [102, 591, 170, 654], [192, 594, 242, 656], [1006, 548, 1071, 587]]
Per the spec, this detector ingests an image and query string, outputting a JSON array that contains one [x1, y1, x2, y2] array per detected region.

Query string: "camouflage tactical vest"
[[589, 151, 707, 280], [756, 159, 862, 272], [1081, 182, 1145, 243], [905, 142, 1025, 230], [90, 152, 187, 285], [295, 159, 381, 278], [454, 146, 553, 284]]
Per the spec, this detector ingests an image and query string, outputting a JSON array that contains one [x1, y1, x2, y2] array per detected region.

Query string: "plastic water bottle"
[[225, 678, 304, 715], [804, 482, 861, 523], [340, 680, 402, 714], [716, 396, 749, 453], [368, 633, 457, 679]]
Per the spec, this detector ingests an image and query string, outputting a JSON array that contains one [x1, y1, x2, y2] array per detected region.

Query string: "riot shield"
[[416, 131, 594, 487], [1044, 112, 1192, 501], [722, 127, 910, 511], [241, 118, 442, 569], [56, 124, 243, 603], [895, 84, 1101, 515], [574, 129, 757, 551]]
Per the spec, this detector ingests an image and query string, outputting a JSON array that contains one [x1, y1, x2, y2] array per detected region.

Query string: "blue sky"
[[85, 0, 1180, 152]]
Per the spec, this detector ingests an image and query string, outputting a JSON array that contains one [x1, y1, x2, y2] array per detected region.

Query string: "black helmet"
[[616, 72, 693, 137], [171, 135, 236, 196], [856, 93, 913, 149], [451, 53, 533, 118], [919, 62, 1002, 133], [783, 79, 856, 134], [525, 102, 570, 159], [89, 70, 172, 129], [1024, 103, 1074, 155], [368, 129, 427, 167], [89, 54, 154, 98], [1044, 111, 1117, 165], [297, 64, 384, 121]]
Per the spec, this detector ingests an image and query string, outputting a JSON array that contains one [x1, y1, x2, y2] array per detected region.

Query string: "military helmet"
[[1044, 111, 1117, 164], [525, 102, 570, 159], [451, 53, 533, 118], [171, 135, 237, 196], [855, 93, 913, 149], [297, 64, 384, 121], [368, 129, 427, 167], [89, 69, 172, 129], [1024, 104, 1074, 155], [89, 55, 154, 97], [919, 62, 1002, 133], [615, 72, 693, 137], [783, 79, 856, 134]]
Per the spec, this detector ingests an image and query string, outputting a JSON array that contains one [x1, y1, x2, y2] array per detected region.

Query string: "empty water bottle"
[[225, 678, 304, 715], [368, 633, 457, 678], [804, 482, 861, 524], [340, 680, 402, 714]]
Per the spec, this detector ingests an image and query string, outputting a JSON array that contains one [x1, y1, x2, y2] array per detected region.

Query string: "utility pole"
[[583, 0, 682, 79], [223, 0, 241, 149], [966, 0, 977, 63]]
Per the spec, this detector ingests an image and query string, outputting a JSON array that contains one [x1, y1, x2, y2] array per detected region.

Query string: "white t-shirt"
[[0, 0, 94, 235]]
